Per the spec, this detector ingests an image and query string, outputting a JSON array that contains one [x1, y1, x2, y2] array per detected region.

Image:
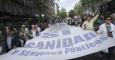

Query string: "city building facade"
[[0, 0, 56, 19]]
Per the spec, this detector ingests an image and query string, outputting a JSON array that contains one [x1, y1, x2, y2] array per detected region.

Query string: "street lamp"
[[42, 14, 44, 22], [42, 14, 44, 17]]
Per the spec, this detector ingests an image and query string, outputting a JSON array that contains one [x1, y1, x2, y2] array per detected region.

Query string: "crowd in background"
[[0, 21, 49, 54], [0, 13, 115, 60], [67, 14, 115, 60], [67, 14, 115, 31]]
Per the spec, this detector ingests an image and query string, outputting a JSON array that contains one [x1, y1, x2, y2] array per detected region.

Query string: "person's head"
[[100, 15, 104, 18], [111, 13, 115, 19], [5, 26, 12, 36], [22, 25, 26, 28], [86, 15, 92, 22], [105, 18, 112, 24], [19, 31, 25, 36], [83, 16, 87, 20], [35, 24, 38, 28], [31, 25, 36, 30]]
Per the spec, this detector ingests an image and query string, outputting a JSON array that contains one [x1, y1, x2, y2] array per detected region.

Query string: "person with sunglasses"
[[98, 17, 115, 60]]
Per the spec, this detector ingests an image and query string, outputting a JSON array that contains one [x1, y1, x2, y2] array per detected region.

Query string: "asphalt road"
[[69, 48, 115, 60]]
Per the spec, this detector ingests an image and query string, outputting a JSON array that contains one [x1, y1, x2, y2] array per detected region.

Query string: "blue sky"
[[56, 0, 80, 12]]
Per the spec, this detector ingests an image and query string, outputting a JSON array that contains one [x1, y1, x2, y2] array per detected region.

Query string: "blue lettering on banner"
[[29, 52, 39, 56], [41, 33, 59, 38], [10, 50, 20, 55], [74, 35, 85, 44], [65, 48, 70, 53], [10, 36, 108, 57], [100, 36, 107, 41], [65, 36, 107, 54], [74, 32, 96, 44], [70, 47, 76, 52], [56, 39, 61, 48], [45, 40, 55, 49], [19, 50, 27, 56], [76, 47, 82, 51], [24, 42, 35, 48], [50, 52, 57, 55], [57, 50, 63, 55], [81, 44, 88, 50], [62, 30, 71, 36], [35, 41, 44, 49], [83, 33, 96, 40], [95, 40, 102, 44], [17, 50, 63, 56], [24, 32, 104, 50], [89, 43, 96, 47], [63, 38, 73, 48], [19, 50, 32, 56]]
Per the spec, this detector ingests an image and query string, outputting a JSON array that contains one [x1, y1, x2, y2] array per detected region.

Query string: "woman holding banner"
[[82, 14, 99, 31]]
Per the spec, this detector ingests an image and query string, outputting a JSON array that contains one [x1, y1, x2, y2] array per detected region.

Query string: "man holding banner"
[[98, 17, 115, 60]]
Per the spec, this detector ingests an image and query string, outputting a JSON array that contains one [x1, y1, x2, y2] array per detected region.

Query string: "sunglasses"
[[107, 18, 111, 20]]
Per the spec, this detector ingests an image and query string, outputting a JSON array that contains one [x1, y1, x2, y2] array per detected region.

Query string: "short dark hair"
[[5, 26, 13, 31]]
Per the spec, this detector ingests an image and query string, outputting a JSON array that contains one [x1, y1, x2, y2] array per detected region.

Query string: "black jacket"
[[3, 35, 21, 52]]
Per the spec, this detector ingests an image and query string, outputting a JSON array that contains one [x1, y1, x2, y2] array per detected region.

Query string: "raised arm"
[[92, 14, 99, 22]]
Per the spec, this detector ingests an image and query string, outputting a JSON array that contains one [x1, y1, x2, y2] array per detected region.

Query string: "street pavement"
[[69, 48, 115, 60]]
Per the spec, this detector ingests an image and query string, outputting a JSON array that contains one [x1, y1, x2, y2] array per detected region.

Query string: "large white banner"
[[0, 23, 115, 60]]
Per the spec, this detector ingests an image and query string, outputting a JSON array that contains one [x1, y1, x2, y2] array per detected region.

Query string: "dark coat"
[[3, 35, 21, 52]]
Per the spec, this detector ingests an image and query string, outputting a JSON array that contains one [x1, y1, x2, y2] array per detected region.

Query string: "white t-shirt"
[[32, 30, 36, 37], [7, 37, 12, 49], [37, 27, 41, 32]]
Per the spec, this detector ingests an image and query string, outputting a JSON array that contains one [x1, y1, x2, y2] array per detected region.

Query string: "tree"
[[57, 10, 60, 17], [74, 2, 84, 16], [68, 10, 75, 18], [58, 8, 67, 19], [74, 0, 111, 15]]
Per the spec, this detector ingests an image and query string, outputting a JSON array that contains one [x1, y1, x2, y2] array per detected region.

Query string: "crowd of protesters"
[[0, 21, 49, 54], [67, 13, 115, 60], [0, 13, 115, 60]]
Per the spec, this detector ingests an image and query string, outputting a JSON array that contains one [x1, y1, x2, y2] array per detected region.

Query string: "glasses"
[[106, 19, 111, 20], [107, 18, 111, 19]]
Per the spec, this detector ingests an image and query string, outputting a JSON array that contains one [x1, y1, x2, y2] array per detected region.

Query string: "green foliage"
[[74, 2, 84, 16], [57, 8, 67, 19], [74, 0, 110, 15], [57, 10, 60, 17], [68, 10, 75, 18]]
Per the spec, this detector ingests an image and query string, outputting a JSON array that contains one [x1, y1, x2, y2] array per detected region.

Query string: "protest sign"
[[0, 23, 115, 60]]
